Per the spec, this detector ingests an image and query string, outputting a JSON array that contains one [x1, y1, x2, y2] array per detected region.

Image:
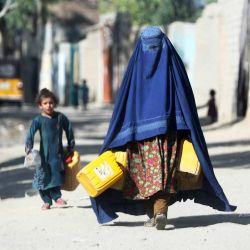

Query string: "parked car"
[[0, 59, 23, 106]]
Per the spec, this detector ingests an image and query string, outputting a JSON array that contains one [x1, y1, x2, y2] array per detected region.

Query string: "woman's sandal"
[[155, 213, 167, 230], [144, 217, 156, 227]]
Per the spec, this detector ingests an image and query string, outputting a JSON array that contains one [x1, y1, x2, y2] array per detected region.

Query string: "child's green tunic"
[[25, 112, 75, 190]]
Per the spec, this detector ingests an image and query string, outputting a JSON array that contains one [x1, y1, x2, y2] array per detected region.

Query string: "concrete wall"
[[168, 22, 196, 85], [79, 28, 103, 103], [168, 0, 246, 122], [192, 4, 221, 108], [217, 0, 246, 122], [193, 0, 246, 122]]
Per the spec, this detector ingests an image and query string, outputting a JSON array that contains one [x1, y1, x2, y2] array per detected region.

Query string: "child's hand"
[[25, 147, 31, 155], [64, 147, 74, 164]]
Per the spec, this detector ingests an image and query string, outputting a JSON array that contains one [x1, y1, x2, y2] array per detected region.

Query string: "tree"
[[98, 0, 216, 27], [0, 0, 63, 56], [0, 0, 63, 102], [0, 0, 16, 18]]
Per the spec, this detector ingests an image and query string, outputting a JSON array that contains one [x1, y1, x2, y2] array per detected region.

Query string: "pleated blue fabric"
[[91, 26, 236, 224]]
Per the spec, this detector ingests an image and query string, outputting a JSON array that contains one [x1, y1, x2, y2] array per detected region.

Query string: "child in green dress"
[[25, 88, 75, 210]]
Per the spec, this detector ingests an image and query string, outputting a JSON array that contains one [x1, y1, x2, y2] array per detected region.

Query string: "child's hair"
[[36, 88, 59, 106]]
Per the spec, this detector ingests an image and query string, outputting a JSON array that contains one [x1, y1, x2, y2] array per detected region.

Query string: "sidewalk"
[[0, 105, 250, 250]]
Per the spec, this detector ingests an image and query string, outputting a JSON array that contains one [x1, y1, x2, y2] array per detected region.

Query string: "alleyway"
[[0, 104, 250, 250]]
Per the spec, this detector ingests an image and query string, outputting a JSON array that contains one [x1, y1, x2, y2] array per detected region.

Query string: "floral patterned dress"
[[123, 134, 178, 200]]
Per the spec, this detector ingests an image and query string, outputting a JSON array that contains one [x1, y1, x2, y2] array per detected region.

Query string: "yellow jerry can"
[[178, 140, 201, 175], [176, 140, 203, 191], [61, 150, 81, 191], [76, 150, 124, 197], [110, 151, 127, 190]]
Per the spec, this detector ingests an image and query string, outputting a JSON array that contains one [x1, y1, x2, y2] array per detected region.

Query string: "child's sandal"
[[41, 203, 51, 210], [55, 198, 67, 206]]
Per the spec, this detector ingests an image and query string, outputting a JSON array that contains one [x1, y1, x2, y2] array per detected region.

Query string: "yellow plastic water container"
[[178, 140, 201, 174], [114, 151, 127, 167], [61, 150, 81, 191], [76, 150, 124, 197], [176, 140, 203, 191], [110, 151, 127, 190]]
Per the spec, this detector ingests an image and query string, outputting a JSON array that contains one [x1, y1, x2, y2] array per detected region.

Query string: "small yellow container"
[[178, 140, 201, 175], [61, 151, 81, 191], [176, 140, 203, 191], [110, 151, 127, 190], [76, 151, 124, 197]]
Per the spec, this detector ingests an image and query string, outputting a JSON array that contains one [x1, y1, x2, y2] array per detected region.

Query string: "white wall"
[[193, 0, 246, 122], [217, 0, 246, 122]]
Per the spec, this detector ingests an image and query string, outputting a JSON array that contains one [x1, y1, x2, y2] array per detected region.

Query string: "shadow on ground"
[[103, 221, 145, 227], [206, 139, 250, 168], [103, 213, 250, 228], [0, 167, 34, 199], [0, 106, 108, 200], [76, 144, 102, 155], [0, 156, 24, 168], [168, 213, 250, 228], [211, 151, 250, 169], [201, 118, 242, 131], [0, 144, 101, 200], [207, 139, 250, 148]]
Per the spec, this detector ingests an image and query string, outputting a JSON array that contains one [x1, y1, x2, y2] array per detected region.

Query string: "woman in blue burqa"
[[90, 26, 236, 230]]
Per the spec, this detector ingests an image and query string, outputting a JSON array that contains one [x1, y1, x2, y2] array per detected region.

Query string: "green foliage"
[[2, 0, 64, 34], [99, 0, 160, 25], [99, 0, 206, 26], [4, 0, 36, 33], [155, 0, 202, 25]]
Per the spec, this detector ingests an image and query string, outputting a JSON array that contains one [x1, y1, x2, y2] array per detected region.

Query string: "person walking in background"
[[197, 89, 218, 125], [89, 26, 236, 229], [81, 79, 89, 110], [25, 88, 75, 210], [207, 89, 218, 123]]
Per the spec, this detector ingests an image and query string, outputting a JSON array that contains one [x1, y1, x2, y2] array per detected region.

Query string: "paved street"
[[0, 104, 250, 250]]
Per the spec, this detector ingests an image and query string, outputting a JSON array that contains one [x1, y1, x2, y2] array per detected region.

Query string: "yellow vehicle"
[[0, 60, 23, 105]]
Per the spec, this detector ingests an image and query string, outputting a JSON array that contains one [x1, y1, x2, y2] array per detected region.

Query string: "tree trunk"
[[22, 0, 45, 103]]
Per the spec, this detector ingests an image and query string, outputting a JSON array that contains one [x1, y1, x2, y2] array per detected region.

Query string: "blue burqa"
[[91, 26, 236, 224]]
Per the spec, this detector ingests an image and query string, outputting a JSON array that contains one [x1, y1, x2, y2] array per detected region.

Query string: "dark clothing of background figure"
[[81, 81, 89, 110], [207, 96, 218, 123]]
